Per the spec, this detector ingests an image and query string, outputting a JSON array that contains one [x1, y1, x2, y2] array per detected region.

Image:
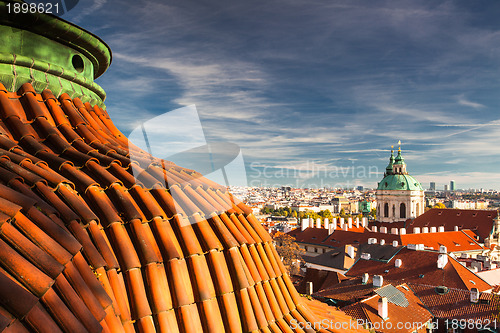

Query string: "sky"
[[63, 0, 500, 190]]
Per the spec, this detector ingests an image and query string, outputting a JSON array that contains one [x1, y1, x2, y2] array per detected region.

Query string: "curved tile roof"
[[0, 82, 361, 332]]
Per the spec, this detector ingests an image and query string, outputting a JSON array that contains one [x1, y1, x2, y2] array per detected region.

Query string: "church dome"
[[377, 173, 424, 191]]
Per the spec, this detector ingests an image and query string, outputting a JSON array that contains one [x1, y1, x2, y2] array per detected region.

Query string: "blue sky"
[[66, 0, 500, 190]]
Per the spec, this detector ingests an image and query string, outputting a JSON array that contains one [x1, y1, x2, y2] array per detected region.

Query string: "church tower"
[[376, 146, 425, 222]]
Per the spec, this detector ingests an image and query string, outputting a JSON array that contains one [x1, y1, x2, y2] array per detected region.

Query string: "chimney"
[[328, 224, 335, 235], [430, 226, 437, 233], [301, 218, 308, 231], [347, 245, 355, 259], [395, 258, 402, 268], [422, 227, 429, 233], [373, 275, 383, 287], [454, 226, 459, 231], [438, 226, 445, 233], [332, 218, 337, 231], [391, 228, 398, 235], [485, 261, 497, 270], [399, 228, 406, 235], [413, 227, 421, 234], [355, 217, 359, 228], [324, 218, 329, 230], [372, 226, 378, 233], [340, 218, 345, 228], [471, 261, 482, 272], [306, 281, 313, 295], [407, 244, 417, 250], [439, 245, 447, 254], [392, 240, 398, 247], [368, 238, 377, 244], [343, 224, 348, 231], [361, 253, 371, 260], [362, 217, 367, 227], [470, 288, 479, 303], [380, 226, 387, 234], [380, 239, 385, 245], [309, 218, 314, 228], [316, 218, 321, 229], [378, 297, 388, 320], [348, 218, 352, 228], [362, 273, 369, 284], [437, 254, 448, 269]]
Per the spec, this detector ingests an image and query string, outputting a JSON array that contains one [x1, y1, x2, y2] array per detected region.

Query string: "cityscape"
[[1, 0, 500, 333]]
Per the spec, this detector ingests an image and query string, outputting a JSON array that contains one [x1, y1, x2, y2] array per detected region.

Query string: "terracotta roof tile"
[[0, 79, 367, 332], [404, 208, 498, 242], [409, 283, 500, 320]]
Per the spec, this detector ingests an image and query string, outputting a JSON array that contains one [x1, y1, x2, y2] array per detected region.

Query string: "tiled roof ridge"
[[0, 82, 354, 332]]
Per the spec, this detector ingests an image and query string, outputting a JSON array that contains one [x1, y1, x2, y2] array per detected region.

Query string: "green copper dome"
[[378, 146, 423, 191], [377, 173, 424, 191]]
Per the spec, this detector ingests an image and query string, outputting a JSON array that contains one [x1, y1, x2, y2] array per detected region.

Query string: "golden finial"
[[398, 140, 401, 151]]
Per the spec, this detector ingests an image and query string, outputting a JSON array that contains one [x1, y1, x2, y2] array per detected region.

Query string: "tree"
[[370, 208, 377, 219], [319, 210, 333, 219], [433, 202, 446, 209], [274, 232, 304, 275]]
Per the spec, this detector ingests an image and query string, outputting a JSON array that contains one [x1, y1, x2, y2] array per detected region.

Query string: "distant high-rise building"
[[444, 184, 448, 191], [450, 180, 456, 191], [430, 182, 436, 191], [357, 185, 364, 191]]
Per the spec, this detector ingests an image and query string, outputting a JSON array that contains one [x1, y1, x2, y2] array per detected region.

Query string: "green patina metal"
[[385, 150, 395, 175], [0, 0, 111, 107], [378, 147, 423, 191], [394, 148, 405, 165], [377, 173, 424, 191]]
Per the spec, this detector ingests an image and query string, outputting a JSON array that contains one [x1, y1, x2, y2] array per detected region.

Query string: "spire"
[[395, 147, 405, 165], [385, 146, 395, 175]]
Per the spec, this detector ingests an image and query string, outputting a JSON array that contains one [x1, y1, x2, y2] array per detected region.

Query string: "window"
[[400, 203, 406, 218], [384, 203, 389, 217]]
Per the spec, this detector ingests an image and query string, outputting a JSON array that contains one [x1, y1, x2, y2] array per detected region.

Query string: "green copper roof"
[[394, 148, 405, 165], [385, 150, 395, 175], [0, 0, 111, 106], [377, 173, 423, 191]]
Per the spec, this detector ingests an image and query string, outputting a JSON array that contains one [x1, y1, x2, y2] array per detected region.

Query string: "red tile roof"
[[296, 268, 348, 294], [345, 248, 491, 292], [287, 228, 401, 248], [303, 298, 367, 333], [0, 82, 350, 332], [400, 230, 484, 252], [405, 208, 498, 242], [342, 284, 433, 333], [409, 283, 500, 321]]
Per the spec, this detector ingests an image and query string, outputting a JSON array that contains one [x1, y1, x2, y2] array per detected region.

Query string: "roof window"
[[435, 286, 449, 295], [72, 54, 84, 73]]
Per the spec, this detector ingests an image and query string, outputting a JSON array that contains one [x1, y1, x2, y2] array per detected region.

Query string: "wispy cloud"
[[83, 0, 500, 189], [457, 95, 486, 109]]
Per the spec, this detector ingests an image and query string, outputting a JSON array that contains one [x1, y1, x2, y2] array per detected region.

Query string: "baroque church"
[[376, 147, 425, 222]]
